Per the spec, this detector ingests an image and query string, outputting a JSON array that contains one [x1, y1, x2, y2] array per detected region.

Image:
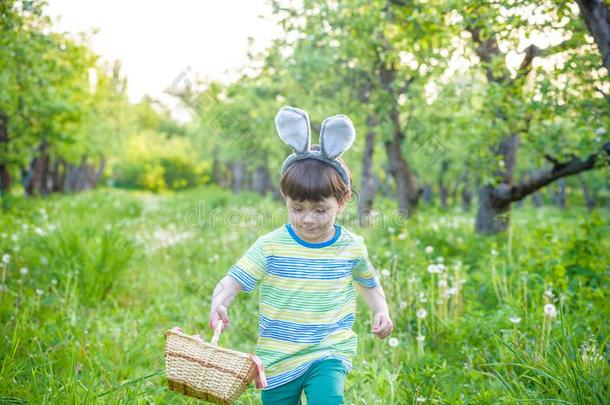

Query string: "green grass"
[[1, 186, 608, 404]]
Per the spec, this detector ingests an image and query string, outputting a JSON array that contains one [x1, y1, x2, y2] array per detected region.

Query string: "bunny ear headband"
[[275, 106, 355, 189]]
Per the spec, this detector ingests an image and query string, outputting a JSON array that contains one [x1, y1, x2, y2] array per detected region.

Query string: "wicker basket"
[[164, 321, 266, 404]]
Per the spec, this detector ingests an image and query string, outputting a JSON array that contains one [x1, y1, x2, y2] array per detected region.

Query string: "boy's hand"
[[372, 311, 393, 339], [209, 304, 230, 332]]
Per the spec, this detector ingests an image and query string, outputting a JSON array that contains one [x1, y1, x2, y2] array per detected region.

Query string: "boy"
[[209, 106, 393, 404]]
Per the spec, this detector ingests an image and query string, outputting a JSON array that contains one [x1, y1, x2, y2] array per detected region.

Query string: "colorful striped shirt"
[[227, 222, 379, 390]]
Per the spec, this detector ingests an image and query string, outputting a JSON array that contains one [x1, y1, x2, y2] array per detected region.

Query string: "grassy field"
[[1, 186, 608, 404]]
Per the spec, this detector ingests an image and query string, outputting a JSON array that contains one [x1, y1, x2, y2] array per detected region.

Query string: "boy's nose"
[[303, 213, 315, 224]]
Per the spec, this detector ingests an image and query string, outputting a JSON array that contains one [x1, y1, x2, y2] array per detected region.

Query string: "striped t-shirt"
[[227, 222, 379, 390]]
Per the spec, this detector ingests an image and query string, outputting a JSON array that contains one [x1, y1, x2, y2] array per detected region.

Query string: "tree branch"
[[495, 143, 610, 203], [517, 40, 573, 78]]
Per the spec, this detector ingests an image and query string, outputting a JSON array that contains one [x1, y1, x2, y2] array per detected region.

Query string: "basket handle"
[[211, 320, 223, 346]]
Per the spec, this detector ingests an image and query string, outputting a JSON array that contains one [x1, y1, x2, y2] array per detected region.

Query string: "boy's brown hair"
[[280, 144, 352, 205]]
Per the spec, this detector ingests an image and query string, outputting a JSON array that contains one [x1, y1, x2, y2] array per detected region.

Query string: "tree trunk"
[[579, 173, 596, 211], [438, 159, 450, 209], [250, 164, 271, 196], [231, 161, 245, 194], [380, 63, 420, 215], [0, 113, 10, 195], [25, 141, 50, 197], [552, 177, 567, 209], [474, 133, 519, 234], [475, 185, 511, 234], [461, 170, 472, 212], [49, 158, 66, 192], [358, 114, 378, 226]]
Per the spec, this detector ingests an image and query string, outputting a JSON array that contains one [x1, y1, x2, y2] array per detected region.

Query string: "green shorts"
[[261, 358, 348, 405]]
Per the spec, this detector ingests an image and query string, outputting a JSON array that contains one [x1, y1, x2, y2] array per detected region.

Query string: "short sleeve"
[[227, 237, 267, 293], [352, 241, 379, 288]]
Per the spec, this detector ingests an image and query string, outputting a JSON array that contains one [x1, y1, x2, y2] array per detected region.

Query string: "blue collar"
[[285, 223, 341, 248]]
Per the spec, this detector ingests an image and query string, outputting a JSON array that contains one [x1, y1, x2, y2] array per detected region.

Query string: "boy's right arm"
[[208, 275, 242, 331]]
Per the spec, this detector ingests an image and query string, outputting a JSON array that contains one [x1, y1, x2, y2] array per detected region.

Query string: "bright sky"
[[47, 0, 282, 119]]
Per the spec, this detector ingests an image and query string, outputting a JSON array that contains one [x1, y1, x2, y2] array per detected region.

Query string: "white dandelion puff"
[[399, 301, 407, 310], [509, 316, 521, 324], [388, 337, 399, 348], [20, 267, 28, 275], [425, 245, 434, 254], [416, 308, 427, 319], [544, 304, 558, 318], [381, 269, 391, 277], [427, 264, 440, 274], [491, 249, 499, 256], [2, 254, 9, 264], [416, 335, 426, 343], [36, 289, 44, 296], [544, 289, 554, 299], [438, 279, 448, 288]]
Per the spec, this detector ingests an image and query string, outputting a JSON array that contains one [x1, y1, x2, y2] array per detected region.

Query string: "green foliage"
[[111, 132, 211, 193]]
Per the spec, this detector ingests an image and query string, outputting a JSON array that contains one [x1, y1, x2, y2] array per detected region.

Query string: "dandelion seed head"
[[381, 269, 391, 277], [388, 337, 399, 348], [20, 267, 28, 275], [2, 254, 9, 264], [416, 396, 426, 402], [416, 335, 426, 342], [399, 301, 407, 310], [416, 308, 427, 319], [544, 303, 558, 318], [425, 245, 434, 254], [35, 289, 44, 296], [509, 316, 521, 324]]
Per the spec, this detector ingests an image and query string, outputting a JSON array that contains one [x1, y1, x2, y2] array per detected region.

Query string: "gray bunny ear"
[[274, 106, 311, 154], [319, 114, 355, 160]]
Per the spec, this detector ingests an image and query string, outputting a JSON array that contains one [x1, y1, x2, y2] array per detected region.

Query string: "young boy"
[[209, 106, 393, 404]]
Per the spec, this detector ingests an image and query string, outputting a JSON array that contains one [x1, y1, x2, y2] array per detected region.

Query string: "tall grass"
[[0, 187, 608, 403]]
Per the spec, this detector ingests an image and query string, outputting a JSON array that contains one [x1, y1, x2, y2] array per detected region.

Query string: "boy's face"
[[286, 196, 345, 242]]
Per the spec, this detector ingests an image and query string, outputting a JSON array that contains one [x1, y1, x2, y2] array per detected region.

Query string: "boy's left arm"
[[355, 279, 394, 339]]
